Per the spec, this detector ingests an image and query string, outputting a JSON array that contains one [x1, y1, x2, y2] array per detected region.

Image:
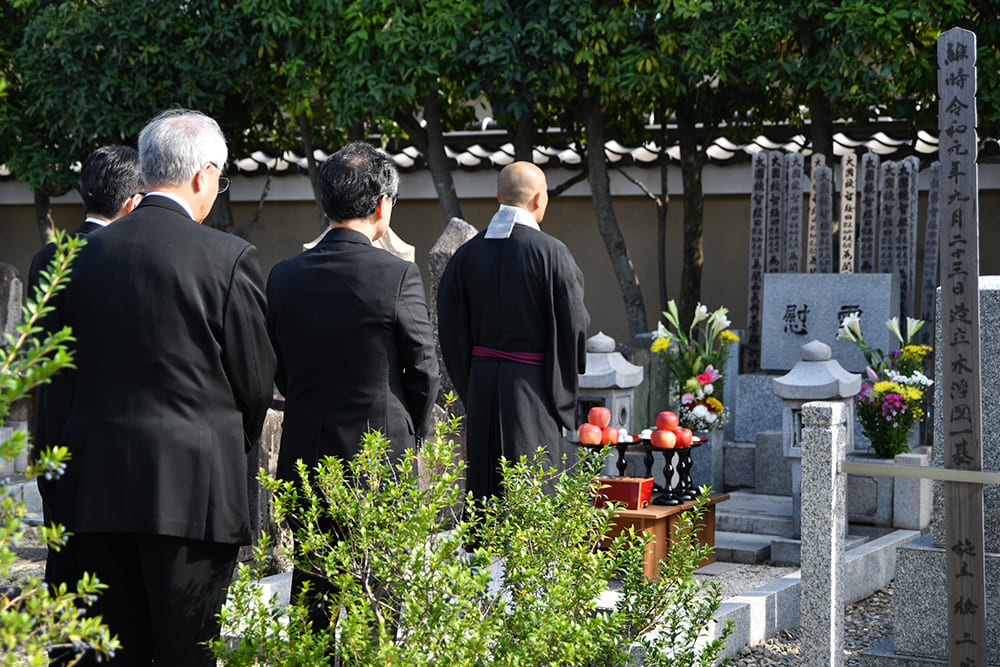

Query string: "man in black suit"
[[29, 144, 143, 463], [265, 141, 439, 626], [39, 109, 276, 666]]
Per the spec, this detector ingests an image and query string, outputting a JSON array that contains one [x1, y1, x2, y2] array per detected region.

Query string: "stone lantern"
[[577, 332, 644, 436], [772, 339, 860, 539]]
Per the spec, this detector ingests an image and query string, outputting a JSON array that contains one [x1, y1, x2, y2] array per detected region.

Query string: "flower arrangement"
[[837, 313, 934, 458], [651, 300, 739, 431]]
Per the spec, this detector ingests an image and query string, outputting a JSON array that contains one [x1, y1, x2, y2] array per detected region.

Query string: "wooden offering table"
[[602, 493, 729, 581]]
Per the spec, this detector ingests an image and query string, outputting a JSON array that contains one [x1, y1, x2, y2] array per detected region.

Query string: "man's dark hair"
[[80, 145, 142, 218], [319, 142, 399, 223]]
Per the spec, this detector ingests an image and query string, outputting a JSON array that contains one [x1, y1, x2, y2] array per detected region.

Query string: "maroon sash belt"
[[472, 345, 545, 366]]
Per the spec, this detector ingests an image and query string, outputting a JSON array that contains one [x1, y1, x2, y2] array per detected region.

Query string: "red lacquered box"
[[593, 476, 655, 510]]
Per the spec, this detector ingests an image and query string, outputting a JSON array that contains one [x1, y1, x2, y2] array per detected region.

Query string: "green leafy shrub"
[[0, 230, 119, 664], [213, 399, 731, 666]]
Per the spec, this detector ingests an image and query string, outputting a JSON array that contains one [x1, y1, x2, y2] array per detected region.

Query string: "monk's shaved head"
[[497, 161, 547, 208]]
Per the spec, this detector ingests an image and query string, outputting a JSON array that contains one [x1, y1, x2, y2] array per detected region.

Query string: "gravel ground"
[[697, 563, 894, 666]]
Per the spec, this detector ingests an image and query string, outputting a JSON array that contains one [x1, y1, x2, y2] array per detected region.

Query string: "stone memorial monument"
[[759, 272, 899, 373]]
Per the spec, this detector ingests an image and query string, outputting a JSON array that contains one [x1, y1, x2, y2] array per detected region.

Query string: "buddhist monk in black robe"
[[438, 161, 590, 501]]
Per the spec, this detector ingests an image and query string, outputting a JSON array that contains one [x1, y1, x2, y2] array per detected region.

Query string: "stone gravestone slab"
[[838, 152, 858, 274], [920, 162, 942, 344], [759, 272, 899, 372], [746, 151, 769, 372], [0, 263, 27, 475], [765, 151, 785, 274], [814, 165, 834, 274], [429, 217, 479, 411], [877, 160, 898, 274], [784, 153, 805, 273], [858, 152, 880, 273], [806, 154, 825, 273], [894, 157, 918, 318]]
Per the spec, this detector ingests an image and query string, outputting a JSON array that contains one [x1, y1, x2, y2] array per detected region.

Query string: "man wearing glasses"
[[265, 141, 439, 630], [39, 108, 275, 666]]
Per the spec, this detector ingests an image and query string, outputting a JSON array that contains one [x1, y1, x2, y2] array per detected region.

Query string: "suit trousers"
[[51, 532, 238, 667]]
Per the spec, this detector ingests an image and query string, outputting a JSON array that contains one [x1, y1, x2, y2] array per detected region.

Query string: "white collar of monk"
[[484, 204, 539, 239]]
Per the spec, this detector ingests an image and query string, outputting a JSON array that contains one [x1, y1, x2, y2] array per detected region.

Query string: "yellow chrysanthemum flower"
[[873, 381, 902, 395], [650, 336, 670, 353], [705, 397, 723, 412], [721, 330, 740, 344], [901, 344, 932, 363], [904, 386, 923, 402]]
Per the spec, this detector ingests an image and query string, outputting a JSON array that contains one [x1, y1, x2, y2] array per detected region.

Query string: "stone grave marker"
[[429, 217, 479, 410], [838, 152, 858, 274], [814, 165, 834, 274], [806, 154, 825, 273], [747, 151, 768, 372], [920, 162, 942, 343], [895, 157, 919, 318], [858, 152, 880, 273], [784, 153, 804, 273], [0, 263, 27, 475], [766, 151, 785, 274], [759, 272, 899, 372], [877, 160, 898, 275]]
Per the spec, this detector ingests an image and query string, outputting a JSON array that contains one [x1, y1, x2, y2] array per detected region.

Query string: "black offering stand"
[[576, 434, 704, 505]]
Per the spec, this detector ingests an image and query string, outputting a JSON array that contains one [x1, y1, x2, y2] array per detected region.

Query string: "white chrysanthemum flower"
[[692, 404, 710, 418], [705, 412, 718, 423], [703, 383, 714, 395]]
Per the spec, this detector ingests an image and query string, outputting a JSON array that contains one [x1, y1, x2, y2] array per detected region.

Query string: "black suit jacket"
[[266, 227, 439, 480], [40, 196, 276, 544], [28, 220, 105, 457]]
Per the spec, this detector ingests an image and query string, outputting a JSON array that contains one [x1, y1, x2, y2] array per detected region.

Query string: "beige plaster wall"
[[4, 189, 999, 346]]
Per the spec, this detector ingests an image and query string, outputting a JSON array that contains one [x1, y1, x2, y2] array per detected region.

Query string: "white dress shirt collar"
[[484, 204, 540, 239]]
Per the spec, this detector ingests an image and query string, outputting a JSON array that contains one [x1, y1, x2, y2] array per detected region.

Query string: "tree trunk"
[[298, 114, 326, 230], [809, 87, 834, 166], [581, 95, 647, 338], [34, 191, 54, 246], [396, 97, 463, 224], [657, 117, 670, 320], [513, 114, 535, 162], [677, 109, 706, 329]]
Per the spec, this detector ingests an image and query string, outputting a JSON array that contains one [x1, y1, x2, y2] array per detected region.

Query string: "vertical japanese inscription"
[[806, 154, 825, 273], [858, 153, 880, 273], [747, 151, 768, 372], [839, 152, 859, 273], [938, 27, 985, 667], [784, 153, 805, 273], [766, 151, 785, 274]]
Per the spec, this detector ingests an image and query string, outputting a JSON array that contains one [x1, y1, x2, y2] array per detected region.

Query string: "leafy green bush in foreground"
[[214, 401, 731, 666]]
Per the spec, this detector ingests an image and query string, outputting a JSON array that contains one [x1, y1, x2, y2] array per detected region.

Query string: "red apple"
[[588, 406, 611, 427], [600, 426, 620, 445], [649, 429, 676, 449], [655, 410, 679, 432], [577, 423, 603, 445], [674, 427, 693, 448]]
